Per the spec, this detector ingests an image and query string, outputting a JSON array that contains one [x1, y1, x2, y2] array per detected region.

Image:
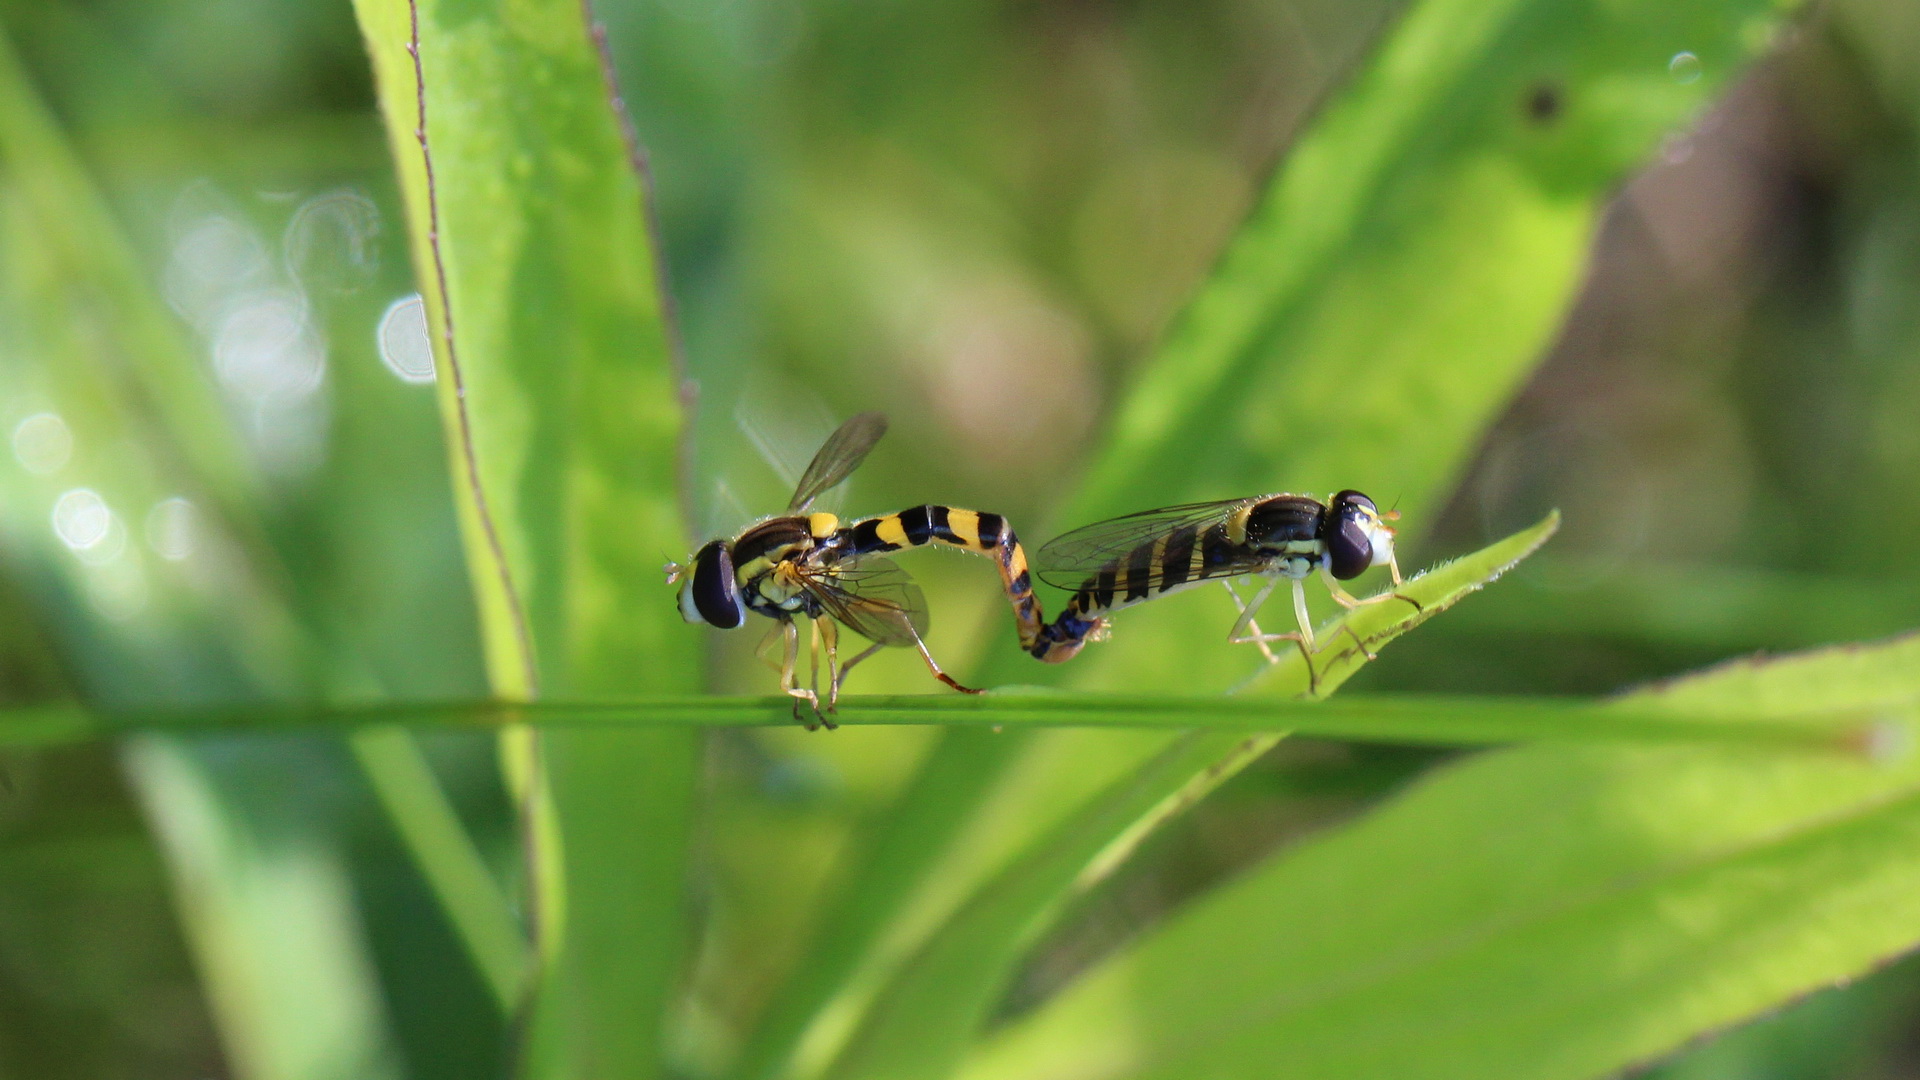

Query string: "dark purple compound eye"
[[684, 541, 746, 628], [1324, 491, 1378, 581]]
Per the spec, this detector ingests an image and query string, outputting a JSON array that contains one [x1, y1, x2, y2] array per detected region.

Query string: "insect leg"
[[814, 618, 841, 729], [1231, 578, 1323, 688], [832, 641, 887, 700], [779, 619, 820, 730], [820, 616, 837, 707], [809, 617, 822, 699], [906, 625, 983, 695], [1226, 577, 1305, 645], [754, 620, 788, 672], [1222, 578, 1283, 664], [1225, 576, 1321, 688], [1233, 582, 1283, 664], [1387, 550, 1422, 612], [1320, 565, 1422, 617], [1288, 577, 1322, 691]]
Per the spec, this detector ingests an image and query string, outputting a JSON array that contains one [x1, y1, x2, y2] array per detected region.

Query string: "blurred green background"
[[4, 0, 1920, 1077]]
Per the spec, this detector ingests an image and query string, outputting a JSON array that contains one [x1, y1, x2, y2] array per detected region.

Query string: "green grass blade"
[[0, 684, 1884, 749], [347, 728, 527, 1011], [351, 2, 701, 1077], [127, 739, 404, 1080], [961, 635, 1920, 1080]]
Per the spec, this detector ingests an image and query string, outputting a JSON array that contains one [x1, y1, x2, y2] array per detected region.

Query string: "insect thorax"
[[732, 516, 820, 617], [1242, 496, 1328, 578], [1242, 495, 1325, 546]]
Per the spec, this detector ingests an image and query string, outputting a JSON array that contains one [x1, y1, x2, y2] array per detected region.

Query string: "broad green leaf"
[[961, 633, 1920, 1080], [351, 2, 699, 1077], [1061, 0, 1792, 533]]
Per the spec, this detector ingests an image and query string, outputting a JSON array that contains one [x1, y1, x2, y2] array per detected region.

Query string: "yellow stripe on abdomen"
[[874, 515, 909, 548], [840, 506, 1047, 654], [944, 508, 982, 548]]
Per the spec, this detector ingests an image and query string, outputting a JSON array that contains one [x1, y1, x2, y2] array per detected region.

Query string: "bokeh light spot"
[[51, 488, 111, 551], [377, 294, 436, 384], [12, 413, 73, 475]]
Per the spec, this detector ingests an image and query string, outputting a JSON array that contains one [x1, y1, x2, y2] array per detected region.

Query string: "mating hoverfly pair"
[[666, 413, 1416, 727]]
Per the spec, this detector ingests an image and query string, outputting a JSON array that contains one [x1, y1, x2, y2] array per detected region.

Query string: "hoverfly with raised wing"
[[667, 412, 1047, 728]]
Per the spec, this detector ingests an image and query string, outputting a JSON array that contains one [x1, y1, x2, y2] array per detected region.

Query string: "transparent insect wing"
[[693, 477, 755, 546], [733, 390, 838, 495], [787, 411, 888, 514], [730, 385, 880, 516], [798, 555, 929, 647], [693, 393, 872, 542], [1035, 498, 1266, 589]]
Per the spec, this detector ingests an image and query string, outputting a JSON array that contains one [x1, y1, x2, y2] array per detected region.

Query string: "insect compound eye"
[[1325, 490, 1378, 580], [1330, 490, 1377, 517], [1326, 517, 1374, 580], [682, 541, 747, 629]]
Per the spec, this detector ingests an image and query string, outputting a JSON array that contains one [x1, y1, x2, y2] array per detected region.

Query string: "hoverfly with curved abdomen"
[[1024, 490, 1420, 689], [665, 412, 1047, 728]]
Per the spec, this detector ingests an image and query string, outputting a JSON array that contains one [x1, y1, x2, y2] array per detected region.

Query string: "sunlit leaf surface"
[[963, 634, 1920, 1080], [352, 1, 697, 1076]]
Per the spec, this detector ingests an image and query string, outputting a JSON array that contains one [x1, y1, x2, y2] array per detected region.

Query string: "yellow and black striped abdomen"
[[1058, 522, 1226, 621], [1030, 520, 1321, 662], [1025, 492, 1337, 663], [843, 505, 1044, 651]]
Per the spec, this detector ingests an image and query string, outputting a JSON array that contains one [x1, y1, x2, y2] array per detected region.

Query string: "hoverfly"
[[666, 412, 1046, 728], [1025, 491, 1419, 689]]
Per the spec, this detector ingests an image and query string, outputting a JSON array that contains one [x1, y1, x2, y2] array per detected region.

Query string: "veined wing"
[[1035, 498, 1273, 589], [797, 555, 929, 647], [692, 391, 840, 540], [788, 411, 888, 513]]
